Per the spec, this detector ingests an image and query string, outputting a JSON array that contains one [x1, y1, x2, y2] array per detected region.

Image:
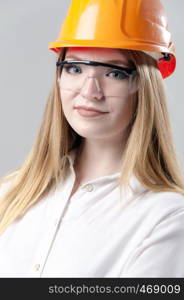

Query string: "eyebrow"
[[64, 55, 129, 67]]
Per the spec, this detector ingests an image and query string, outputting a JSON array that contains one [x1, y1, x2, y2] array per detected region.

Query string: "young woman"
[[0, 0, 184, 277]]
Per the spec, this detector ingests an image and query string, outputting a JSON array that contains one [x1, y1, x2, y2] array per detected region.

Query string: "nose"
[[80, 76, 104, 100]]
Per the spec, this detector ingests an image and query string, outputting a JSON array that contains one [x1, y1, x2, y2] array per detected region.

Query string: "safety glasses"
[[56, 60, 139, 97]]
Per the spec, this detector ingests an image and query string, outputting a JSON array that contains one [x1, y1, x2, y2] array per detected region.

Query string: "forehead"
[[65, 47, 129, 65]]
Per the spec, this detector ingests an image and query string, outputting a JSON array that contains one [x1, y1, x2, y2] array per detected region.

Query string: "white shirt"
[[0, 149, 184, 278]]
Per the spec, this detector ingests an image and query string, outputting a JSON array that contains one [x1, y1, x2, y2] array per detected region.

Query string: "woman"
[[0, 0, 184, 277]]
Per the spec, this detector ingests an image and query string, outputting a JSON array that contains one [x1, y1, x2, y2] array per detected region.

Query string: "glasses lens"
[[58, 62, 138, 97]]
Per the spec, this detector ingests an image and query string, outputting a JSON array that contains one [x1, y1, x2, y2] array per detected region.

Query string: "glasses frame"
[[56, 60, 138, 76]]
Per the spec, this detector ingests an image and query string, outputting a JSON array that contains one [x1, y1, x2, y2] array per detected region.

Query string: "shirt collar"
[[64, 147, 148, 196]]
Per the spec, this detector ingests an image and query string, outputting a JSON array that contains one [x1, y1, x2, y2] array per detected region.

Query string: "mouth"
[[74, 106, 109, 118], [74, 106, 108, 113]]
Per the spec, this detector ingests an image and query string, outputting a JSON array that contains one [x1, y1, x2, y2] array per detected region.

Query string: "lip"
[[75, 108, 108, 117], [74, 106, 108, 113]]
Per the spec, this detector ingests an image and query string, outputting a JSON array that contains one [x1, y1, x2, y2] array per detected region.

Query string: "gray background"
[[0, 0, 183, 178]]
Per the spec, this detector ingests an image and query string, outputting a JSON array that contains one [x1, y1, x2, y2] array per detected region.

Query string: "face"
[[57, 47, 136, 142]]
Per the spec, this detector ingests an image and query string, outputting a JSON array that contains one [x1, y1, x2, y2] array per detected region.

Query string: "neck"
[[73, 136, 126, 184]]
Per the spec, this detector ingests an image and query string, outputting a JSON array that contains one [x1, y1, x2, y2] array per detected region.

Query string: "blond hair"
[[0, 48, 184, 234]]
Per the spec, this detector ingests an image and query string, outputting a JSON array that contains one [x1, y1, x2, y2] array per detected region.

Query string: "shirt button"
[[84, 184, 94, 192], [34, 264, 41, 271], [54, 218, 59, 226]]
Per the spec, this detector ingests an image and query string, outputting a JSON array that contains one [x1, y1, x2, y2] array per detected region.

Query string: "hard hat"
[[49, 0, 176, 78]]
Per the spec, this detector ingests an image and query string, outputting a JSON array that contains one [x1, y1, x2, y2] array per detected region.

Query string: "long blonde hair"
[[0, 48, 184, 234]]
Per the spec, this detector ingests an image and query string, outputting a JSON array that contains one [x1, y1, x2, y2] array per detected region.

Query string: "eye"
[[63, 64, 82, 74], [107, 70, 129, 80]]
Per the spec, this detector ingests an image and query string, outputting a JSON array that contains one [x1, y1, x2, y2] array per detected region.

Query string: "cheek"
[[60, 91, 83, 134], [60, 91, 73, 118], [111, 96, 134, 124]]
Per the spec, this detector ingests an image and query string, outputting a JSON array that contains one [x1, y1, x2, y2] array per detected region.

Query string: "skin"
[[57, 47, 136, 189]]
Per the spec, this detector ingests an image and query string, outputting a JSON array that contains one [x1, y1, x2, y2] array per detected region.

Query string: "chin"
[[73, 129, 110, 140]]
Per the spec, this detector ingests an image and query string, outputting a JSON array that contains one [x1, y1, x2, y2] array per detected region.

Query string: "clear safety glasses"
[[56, 60, 139, 98]]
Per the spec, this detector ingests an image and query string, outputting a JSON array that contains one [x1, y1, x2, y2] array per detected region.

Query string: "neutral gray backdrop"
[[0, 0, 184, 178]]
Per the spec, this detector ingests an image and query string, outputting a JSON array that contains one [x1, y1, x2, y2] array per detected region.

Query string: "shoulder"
[[144, 189, 184, 208], [130, 176, 184, 214], [0, 171, 18, 200], [0, 182, 12, 204], [0, 181, 13, 199], [137, 189, 184, 225]]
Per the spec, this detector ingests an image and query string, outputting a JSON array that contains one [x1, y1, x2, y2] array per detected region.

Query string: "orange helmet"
[[49, 0, 176, 78]]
